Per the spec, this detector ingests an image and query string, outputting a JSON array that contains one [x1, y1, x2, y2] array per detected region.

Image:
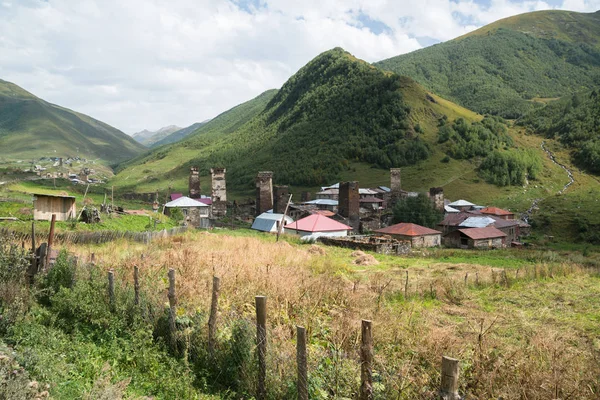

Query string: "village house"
[[374, 222, 442, 248], [302, 199, 338, 212], [315, 188, 339, 200], [251, 212, 294, 233], [438, 212, 521, 243], [480, 206, 515, 220], [443, 227, 507, 249], [447, 199, 476, 212], [33, 193, 76, 221], [164, 196, 210, 228], [284, 214, 352, 238]]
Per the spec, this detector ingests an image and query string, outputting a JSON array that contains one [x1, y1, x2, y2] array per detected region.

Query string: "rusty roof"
[[457, 227, 507, 240], [33, 193, 76, 199], [480, 207, 514, 216], [375, 222, 441, 237]]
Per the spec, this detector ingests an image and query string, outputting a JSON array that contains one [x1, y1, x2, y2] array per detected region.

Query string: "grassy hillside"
[[151, 121, 209, 148], [375, 10, 600, 118], [0, 79, 146, 163], [112, 48, 483, 195], [519, 88, 600, 173]]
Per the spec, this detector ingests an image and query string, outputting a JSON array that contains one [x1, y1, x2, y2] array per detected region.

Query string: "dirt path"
[[521, 141, 575, 223]]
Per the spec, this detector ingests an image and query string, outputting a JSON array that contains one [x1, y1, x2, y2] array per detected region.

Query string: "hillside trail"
[[521, 141, 575, 223]]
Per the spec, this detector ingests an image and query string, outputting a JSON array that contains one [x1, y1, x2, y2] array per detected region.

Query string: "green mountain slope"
[[375, 10, 600, 118], [519, 88, 600, 173], [112, 48, 483, 193], [151, 121, 209, 148], [0, 79, 146, 163]]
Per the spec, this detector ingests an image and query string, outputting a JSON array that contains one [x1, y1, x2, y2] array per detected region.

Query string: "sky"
[[0, 0, 599, 135]]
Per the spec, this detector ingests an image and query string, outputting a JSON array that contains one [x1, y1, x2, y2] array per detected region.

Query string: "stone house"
[[443, 227, 507, 249], [374, 222, 442, 248], [164, 196, 210, 228]]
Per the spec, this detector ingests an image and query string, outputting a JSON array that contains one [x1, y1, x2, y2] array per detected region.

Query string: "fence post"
[[404, 271, 409, 298], [440, 356, 460, 400], [360, 320, 373, 400], [134, 265, 140, 306], [108, 269, 115, 310], [255, 296, 267, 400], [168, 268, 177, 352], [208, 276, 220, 358], [297, 326, 308, 400], [31, 221, 36, 254], [45, 214, 56, 268]]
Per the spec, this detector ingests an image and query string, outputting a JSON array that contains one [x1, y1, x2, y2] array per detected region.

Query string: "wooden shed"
[[33, 193, 77, 221]]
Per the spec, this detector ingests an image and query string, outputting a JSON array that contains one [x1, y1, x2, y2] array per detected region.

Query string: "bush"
[[0, 236, 30, 334]]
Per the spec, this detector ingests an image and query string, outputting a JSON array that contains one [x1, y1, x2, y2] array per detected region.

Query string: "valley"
[[1, 6, 600, 400]]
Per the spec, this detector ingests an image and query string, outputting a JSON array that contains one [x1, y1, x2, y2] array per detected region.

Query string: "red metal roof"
[[375, 222, 441, 236], [457, 227, 507, 240], [480, 207, 514, 216], [197, 198, 213, 205], [284, 214, 352, 232], [170, 193, 183, 201]]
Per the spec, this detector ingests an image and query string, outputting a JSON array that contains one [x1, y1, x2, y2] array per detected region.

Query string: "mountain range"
[[0, 79, 145, 163], [132, 125, 182, 146]]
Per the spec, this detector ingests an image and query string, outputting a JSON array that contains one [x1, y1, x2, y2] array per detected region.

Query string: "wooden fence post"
[[208, 276, 220, 358], [440, 356, 460, 400], [297, 326, 308, 400], [45, 214, 56, 268], [255, 296, 267, 400], [108, 269, 115, 310], [359, 320, 373, 400], [404, 271, 409, 298], [31, 221, 36, 254], [168, 268, 177, 352], [134, 265, 140, 306]]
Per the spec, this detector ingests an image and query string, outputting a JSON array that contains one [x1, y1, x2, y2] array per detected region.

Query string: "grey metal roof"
[[459, 216, 496, 228], [448, 199, 475, 207], [378, 186, 391, 192], [251, 213, 294, 232], [445, 205, 460, 213], [304, 199, 338, 206], [165, 196, 209, 208]]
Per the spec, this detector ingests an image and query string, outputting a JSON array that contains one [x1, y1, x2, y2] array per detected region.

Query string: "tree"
[[392, 194, 443, 228]]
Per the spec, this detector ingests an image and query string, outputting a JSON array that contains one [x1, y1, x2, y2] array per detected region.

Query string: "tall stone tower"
[[189, 167, 201, 199], [390, 168, 402, 205], [339, 181, 360, 232], [211, 168, 227, 218], [429, 187, 444, 212], [255, 171, 273, 216], [273, 186, 290, 214]]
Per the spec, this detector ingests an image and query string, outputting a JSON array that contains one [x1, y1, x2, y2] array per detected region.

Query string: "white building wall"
[[284, 229, 349, 238]]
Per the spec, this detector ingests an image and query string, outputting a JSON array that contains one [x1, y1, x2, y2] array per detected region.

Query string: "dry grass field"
[[59, 229, 600, 399]]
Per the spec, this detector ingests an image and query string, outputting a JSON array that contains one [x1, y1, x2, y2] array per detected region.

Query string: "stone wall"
[[189, 167, 201, 199], [211, 168, 227, 218], [255, 171, 273, 216], [429, 187, 444, 212], [318, 236, 411, 255], [273, 185, 290, 214], [339, 181, 359, 231]]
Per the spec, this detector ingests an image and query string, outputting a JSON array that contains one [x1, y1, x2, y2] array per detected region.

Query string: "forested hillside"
[[375, 10, 600, 118], [0, 79, 145, 163], [519, 88, 600, 173], [112, 48, 480, 192]]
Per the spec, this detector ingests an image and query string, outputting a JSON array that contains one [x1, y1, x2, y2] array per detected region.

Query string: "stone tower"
[[189, 167, 201, 199], [273, 186, 290, 214], [390, 168, 401, 205], [211, 168, 227, 218], [429, 187, 444, 212], [339, 181, 360, 231], [255, 171, 273, 216]]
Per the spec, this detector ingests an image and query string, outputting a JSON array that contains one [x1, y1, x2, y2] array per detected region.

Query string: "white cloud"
[[0, 0, 598, 133]]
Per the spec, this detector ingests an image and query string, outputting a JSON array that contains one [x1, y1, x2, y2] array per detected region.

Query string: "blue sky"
[[0, 0, 598, 133]]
